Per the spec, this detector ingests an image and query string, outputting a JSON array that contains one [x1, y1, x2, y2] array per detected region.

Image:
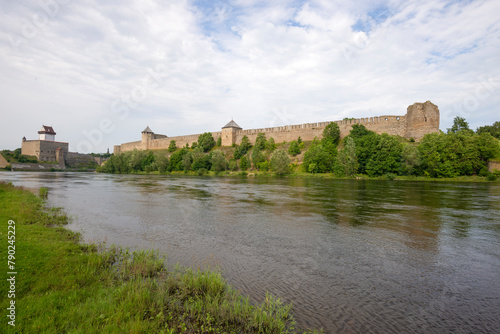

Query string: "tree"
[[303, 142, 335, 173], [191, 147, 211, 170], [366, 134, 403, 176], [448, 116, 471, 134], [169, 148, 189, 171], [346, 125, 379, 174], [477, 121, 500, 139], [239, 156, 249, 170], [216, 136, 222, 147], [288, 141, 301, 156], [210, 150, 226, 172], [255, 133, 267, 150], [198, 132, 216, 152], [266, 137, 276, 152], [154, 151, 169, 173], [234, 136, 252, 159], [337, 137, 358, 177], [251, 147, 266, 168], [401, 144, 421, 176], [322, 122, 340, 147], [270, 149, 291, 175], [168, 140, 177, 152]]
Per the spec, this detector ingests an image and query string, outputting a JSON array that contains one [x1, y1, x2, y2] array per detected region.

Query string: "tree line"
[[98, 117, 500, 179]]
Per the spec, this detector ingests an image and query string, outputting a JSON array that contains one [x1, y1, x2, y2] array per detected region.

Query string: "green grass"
[[0, 182, 322, 333]]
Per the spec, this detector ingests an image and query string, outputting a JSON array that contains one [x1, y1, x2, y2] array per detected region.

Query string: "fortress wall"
[[147, 131, 223, 150], [232, 115, 408, 145], [119, 140, 142, 152], [113, 102, 439, 151]]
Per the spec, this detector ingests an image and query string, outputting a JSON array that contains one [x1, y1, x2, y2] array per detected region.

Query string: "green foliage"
[[256, 161, 270, 171], [251, 147, 266, 168], [255, 133, 267, 150], [337, 137, 358, 177], [366, 134, 403, 176], [191, 142, 198, 149], [303, 143, 335, 173], [198, 132, 216, 152], [401, 144, 421, 176], [239, 156, 249, 170], [448, 116, 471, 134], [322, 122, 340, 147], [288, 141, 301, 156], [346, 124, 379, 174], [168, 140, 177, 152], [2, 149, 38, 163], [216, 136, 222, 147], [418, 131, 500, 178], [228, 159, 238, 171], [169, 148, 189, 171], [38, 187, 49, 199], [266, 137, 276, 152], [210, 149, 226, 172], [270, 149, 291, 175], [234, 136, 252, 159], [477, 121, 500, 139]]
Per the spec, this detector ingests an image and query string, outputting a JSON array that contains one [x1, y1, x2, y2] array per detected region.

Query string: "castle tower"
[[38, 125, 56, 141], [405, 101, 440, 140], [221, 120, 242, 146], [141, 126, 154, 150]]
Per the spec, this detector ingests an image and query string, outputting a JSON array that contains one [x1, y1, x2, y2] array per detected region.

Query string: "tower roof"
[[38, 125, 56, 135], [222, 120, 242, 129], [142, 126, 153, 133]]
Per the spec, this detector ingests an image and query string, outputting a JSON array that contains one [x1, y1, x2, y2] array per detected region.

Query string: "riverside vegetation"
[[0, 182, 322, 333], [97, 117, 500, 180]]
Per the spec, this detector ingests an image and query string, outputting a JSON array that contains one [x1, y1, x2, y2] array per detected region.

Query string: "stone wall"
[[65, 152, 99, 168], [21, 140, 69, 162], [0, 154, 9, 168], [114, 101, 440, 153], [488, 160, 500, 173]]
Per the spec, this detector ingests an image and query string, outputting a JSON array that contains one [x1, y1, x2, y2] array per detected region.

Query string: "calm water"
[[1, 172, 500, 333]]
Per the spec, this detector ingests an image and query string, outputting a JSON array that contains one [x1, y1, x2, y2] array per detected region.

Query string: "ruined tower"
[[405, 101, 440, 140]]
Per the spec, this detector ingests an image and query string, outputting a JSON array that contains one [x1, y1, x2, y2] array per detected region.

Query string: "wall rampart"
[[113, 101, 439, 152]]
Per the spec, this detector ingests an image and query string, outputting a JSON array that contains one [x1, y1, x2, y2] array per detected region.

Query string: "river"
[[1, 171, 499, 333]]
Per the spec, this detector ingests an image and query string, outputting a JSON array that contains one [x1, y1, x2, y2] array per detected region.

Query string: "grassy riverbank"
[[0, 182, 321, 333]]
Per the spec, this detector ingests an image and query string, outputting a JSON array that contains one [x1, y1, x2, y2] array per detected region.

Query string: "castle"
[[21, 126, 107, 169], [114, 101, 440, 154]]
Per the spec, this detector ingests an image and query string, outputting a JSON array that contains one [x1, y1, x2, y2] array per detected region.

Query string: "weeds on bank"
[[0, 182, 322, 334]]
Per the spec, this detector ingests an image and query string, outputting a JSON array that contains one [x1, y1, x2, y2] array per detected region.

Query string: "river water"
[[1, 172, 500, 333]]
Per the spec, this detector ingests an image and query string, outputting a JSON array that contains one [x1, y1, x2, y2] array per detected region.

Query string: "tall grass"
[[0, 182, 322, 333]]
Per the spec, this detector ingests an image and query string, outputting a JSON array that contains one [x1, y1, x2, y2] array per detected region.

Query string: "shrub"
[[270, 149, 291, 175], [168, 140, 177, 152], [288, 141, 301, 156], [198, 132, 216, 152]]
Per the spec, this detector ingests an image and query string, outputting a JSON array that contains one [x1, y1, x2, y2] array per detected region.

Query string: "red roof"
[[38, 125, 56, 135]]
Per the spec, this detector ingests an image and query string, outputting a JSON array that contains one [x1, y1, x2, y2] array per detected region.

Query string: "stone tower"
[[141, 126, 154, 150], [221, 120, 242, 146], [405, 101, 440, 140]]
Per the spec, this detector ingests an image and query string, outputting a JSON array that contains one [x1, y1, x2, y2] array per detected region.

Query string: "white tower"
[[38, 125, 56, 141]]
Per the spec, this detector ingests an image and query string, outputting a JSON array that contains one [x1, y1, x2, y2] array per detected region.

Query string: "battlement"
[[113, 101, 439, 153]]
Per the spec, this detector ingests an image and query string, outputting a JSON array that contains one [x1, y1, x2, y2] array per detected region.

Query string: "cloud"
[[0, 0, 498, 152]]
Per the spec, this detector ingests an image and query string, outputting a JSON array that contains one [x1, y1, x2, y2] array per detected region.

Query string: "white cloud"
[[0, 0, 498, 152]]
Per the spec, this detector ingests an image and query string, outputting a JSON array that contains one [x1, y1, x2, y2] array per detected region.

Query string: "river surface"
[[1, 172, 500, 333]]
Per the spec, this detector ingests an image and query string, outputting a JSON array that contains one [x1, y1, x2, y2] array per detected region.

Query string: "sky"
[[1, 0, 499, 153]]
